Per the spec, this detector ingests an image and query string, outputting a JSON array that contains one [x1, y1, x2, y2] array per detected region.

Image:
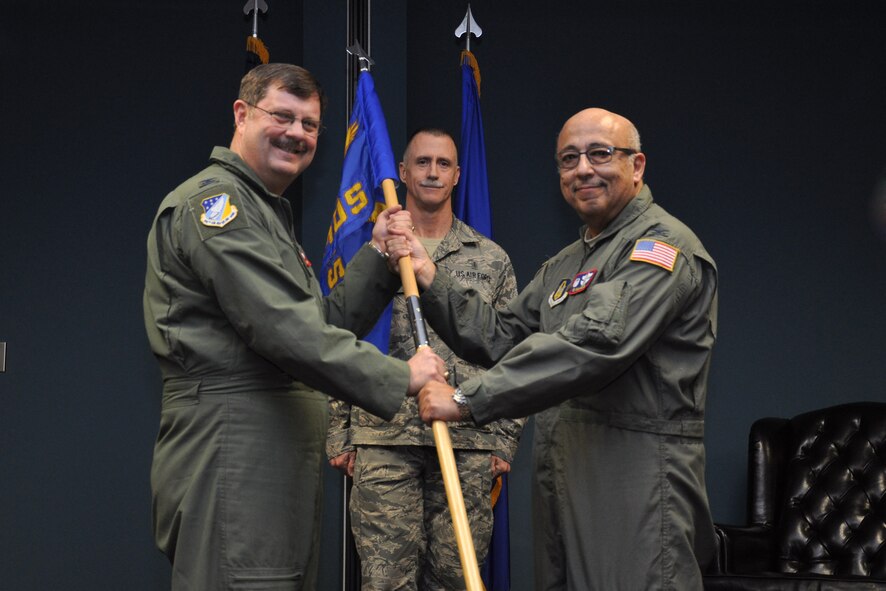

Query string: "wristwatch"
[[367, 241, 389, 259], [451, 387, 473, 422]]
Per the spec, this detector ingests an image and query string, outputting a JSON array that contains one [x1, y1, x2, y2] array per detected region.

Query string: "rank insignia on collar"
[[549, 279, 570, 308], [200, 193, 238, 227], [567, 269, 597, 295]]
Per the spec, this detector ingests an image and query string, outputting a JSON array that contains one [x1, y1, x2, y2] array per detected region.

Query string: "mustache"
[[573, 181, 605, 191], [271, 137, 308, 154], [419, 180, 445, 188]]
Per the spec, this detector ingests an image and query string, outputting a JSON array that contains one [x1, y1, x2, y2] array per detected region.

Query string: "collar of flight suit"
[[207, 146, 280, 201], [579, 184, 655, 246]]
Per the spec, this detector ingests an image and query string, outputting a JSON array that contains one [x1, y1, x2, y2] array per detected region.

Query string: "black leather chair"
[[704, 402, 886, 590]]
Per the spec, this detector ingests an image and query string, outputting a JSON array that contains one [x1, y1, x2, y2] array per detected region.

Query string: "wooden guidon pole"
[[380, 179, 484, 591]]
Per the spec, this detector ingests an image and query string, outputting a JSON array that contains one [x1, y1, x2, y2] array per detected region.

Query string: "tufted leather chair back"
[[749, 402, 886, 578]]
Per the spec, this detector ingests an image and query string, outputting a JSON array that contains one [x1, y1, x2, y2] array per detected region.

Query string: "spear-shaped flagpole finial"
[[346, 41, 375, 72], [243, 0, 269, 37], [454, 4, 483, 53]]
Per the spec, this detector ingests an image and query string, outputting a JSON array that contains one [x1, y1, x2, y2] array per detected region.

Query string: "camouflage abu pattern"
[[350, 446, 494, 590], [327, 217, 524, 461]]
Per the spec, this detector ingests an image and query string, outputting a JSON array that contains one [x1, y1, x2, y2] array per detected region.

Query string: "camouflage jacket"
[[326, 218, 525, 461]]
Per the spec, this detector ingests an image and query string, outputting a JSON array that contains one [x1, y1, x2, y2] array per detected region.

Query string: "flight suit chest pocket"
[[559, 280, 631, 348]]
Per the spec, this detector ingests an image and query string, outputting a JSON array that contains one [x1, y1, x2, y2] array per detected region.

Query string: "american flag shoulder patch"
[[630, 239, 680, 272]]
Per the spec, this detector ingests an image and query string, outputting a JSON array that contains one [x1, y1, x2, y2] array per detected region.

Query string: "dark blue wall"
[[2, 1, 884, 589]]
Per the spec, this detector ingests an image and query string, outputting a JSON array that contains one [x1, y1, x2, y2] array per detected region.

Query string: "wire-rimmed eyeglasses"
[[245, 102, 325, 136]]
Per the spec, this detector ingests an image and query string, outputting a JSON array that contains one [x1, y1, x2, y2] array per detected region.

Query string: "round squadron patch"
[[200, 193, 239, 227]]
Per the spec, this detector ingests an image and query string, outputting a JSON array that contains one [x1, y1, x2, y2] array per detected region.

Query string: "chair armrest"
[[713, 523, 776, 575]]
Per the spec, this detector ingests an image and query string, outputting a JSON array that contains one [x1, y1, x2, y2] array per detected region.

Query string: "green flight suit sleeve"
[[420, 262, 546, 368], [323, 244, 401, 338], [176, 185, 408, 420], [484, 255, 525, 462], [421, 241, 709, 425]]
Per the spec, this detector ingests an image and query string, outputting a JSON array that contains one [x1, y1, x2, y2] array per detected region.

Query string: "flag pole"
[[243, 0, 269, 70], [455, 8, 510, 589], [378, 179, 485, 591], [346, 43, 485, 591]]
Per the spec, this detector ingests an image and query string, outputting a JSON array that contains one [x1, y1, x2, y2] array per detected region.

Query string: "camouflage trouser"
[[350, 445, 494, 590]]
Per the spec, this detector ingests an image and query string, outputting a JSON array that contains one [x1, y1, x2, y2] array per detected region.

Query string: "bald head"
[[558, 108, 641, 152], [556, 108, 646, 236]]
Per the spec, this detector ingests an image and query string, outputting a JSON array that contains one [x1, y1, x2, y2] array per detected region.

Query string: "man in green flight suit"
[[397, 107, 719, 590], [143, 63, 445, 590]]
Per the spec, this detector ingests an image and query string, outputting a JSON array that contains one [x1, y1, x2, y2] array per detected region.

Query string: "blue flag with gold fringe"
[[456, 50, 511, 591], [321, 70, 397, 352]]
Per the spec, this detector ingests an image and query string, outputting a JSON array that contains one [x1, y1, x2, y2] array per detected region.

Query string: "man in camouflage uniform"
[[327, 128, 524, 590]]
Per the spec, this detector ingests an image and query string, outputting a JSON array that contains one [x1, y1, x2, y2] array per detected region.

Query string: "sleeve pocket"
[[559, 281, 631, 347]]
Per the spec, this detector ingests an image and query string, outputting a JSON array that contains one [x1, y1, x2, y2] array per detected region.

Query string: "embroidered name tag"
[[200, 193, 239, 228]]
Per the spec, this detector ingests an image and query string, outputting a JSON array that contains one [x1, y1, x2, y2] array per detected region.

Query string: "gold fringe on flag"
[[490, 474, 502, 507], [460, 50, 482, 97], [247, 35, 270, 64]]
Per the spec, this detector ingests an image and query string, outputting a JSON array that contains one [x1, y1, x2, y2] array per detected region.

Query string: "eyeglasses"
[[245, 102, 325, 136], [556, 145, 637, 170]]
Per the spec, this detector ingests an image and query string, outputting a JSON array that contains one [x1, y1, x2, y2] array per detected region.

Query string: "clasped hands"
[[370, 207, 437, 288]]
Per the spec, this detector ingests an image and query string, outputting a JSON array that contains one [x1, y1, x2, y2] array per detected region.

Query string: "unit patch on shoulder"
[[548, 278, 570, 308], [567, 269, 597, 295], [200, 193, 238, 227], [630, 239, 679, 272]]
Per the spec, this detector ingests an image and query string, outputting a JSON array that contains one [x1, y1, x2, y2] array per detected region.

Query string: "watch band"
[[451, 387, 473, 422]]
